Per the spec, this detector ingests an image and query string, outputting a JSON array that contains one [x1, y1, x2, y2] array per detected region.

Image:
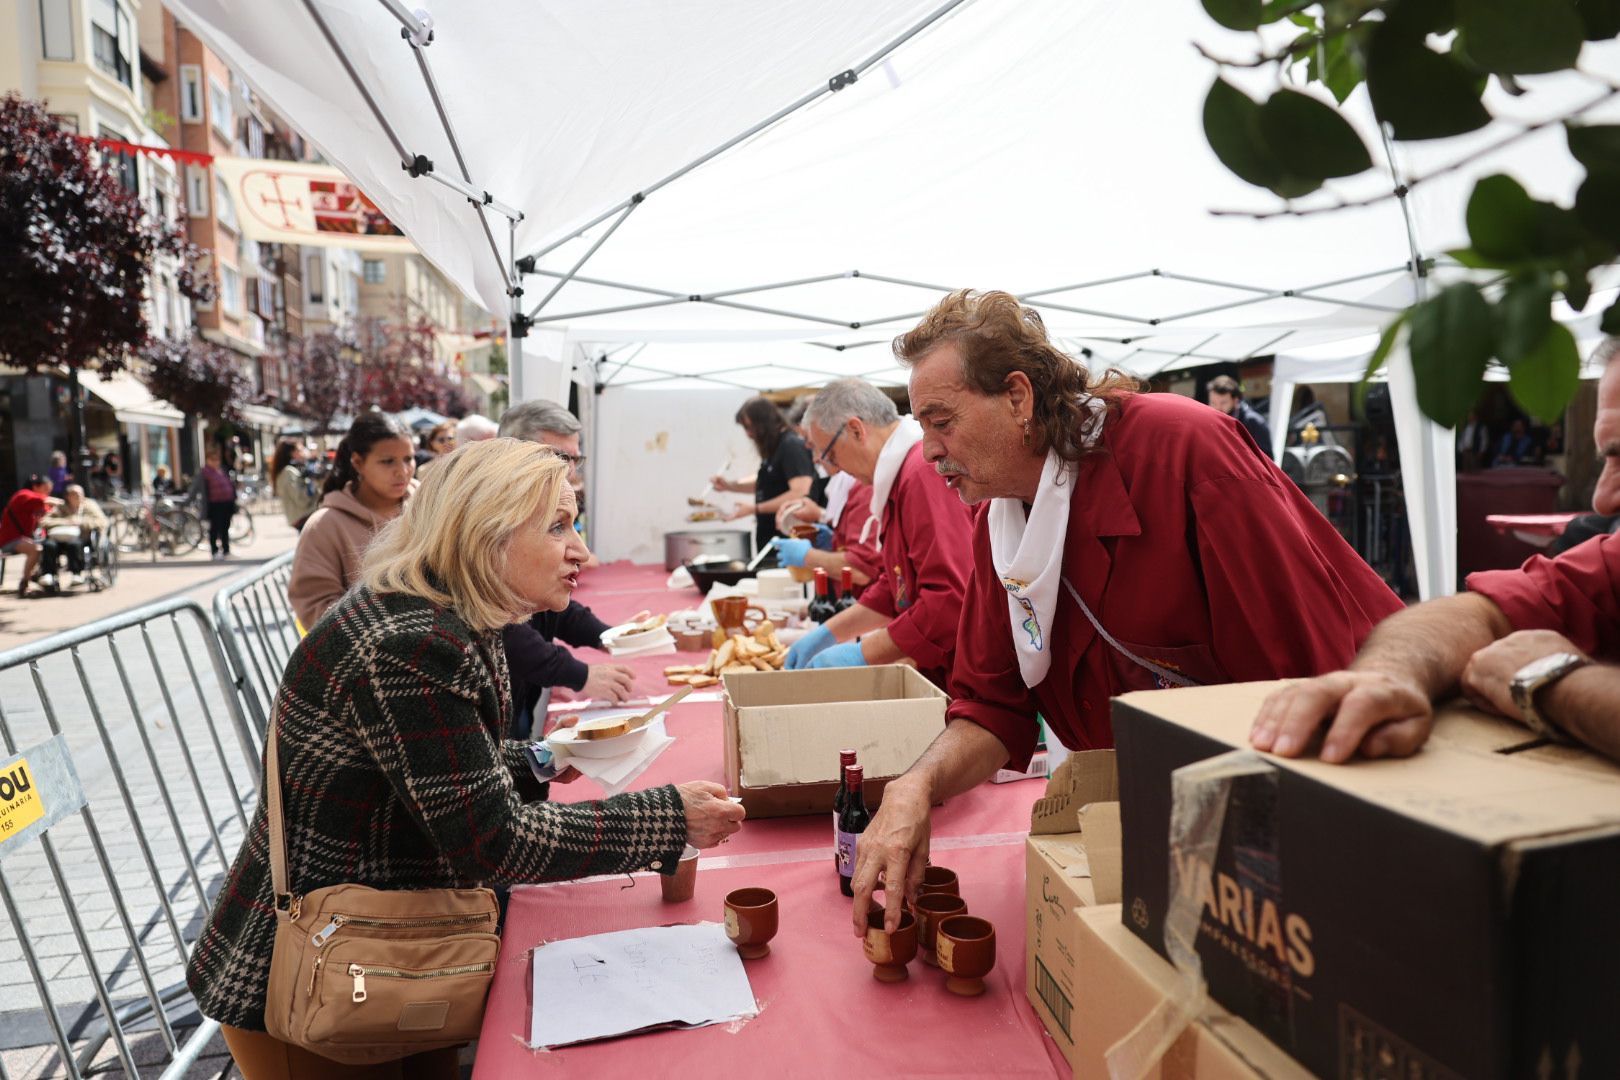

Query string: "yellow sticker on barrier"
[[0, 757, 45, 844]]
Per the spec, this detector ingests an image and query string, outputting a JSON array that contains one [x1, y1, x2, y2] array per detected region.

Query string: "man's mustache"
[[935, 460, 968, 478]]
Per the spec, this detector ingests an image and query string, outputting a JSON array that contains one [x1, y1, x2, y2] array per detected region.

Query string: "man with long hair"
[[711, 396, 815, 552], [851, 289, 1403, 935]]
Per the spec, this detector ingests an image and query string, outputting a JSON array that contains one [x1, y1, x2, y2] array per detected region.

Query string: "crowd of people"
[[138, 289, 1620, 1077]]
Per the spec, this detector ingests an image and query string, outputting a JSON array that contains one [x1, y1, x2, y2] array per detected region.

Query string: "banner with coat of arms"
[[210, 157, 415, 252]]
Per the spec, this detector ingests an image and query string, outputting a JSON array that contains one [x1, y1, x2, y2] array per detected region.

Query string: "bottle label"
[[835, 828, 859, 879]]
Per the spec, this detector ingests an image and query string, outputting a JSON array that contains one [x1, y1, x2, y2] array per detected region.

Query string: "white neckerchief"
[[859, 417, 924, 548], [989, 451, 1075, 686], [823, 470, 856, 527], [988, 399, 1106, 686]]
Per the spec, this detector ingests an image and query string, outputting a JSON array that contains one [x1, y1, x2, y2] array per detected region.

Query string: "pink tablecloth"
[[473, 563, 1064, 1077], [473, 839, 1064, 1079]]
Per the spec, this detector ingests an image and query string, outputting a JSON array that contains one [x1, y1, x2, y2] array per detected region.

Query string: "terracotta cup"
[[869, 882, 910, 913], [661, 845, 700, 903], [863, 907, 918, 983], [918, 865, 960, 898], [724, 887, 778, 959], [936, 915, 996, 997], [710, 596, 767, 636], [912, 892, 967, 966]]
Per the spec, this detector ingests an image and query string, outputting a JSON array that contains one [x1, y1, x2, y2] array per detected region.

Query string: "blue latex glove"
[[784, 623, 835, 669], [809, 640, 867, 669], [769, 536, 812, 567], [811, 523, 836, 551]]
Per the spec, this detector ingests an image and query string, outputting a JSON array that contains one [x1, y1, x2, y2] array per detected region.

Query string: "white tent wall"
[[590, 386, 761, 565]]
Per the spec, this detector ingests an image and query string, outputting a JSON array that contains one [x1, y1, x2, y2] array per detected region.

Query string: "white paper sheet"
[[528, 922, 758, 1048]]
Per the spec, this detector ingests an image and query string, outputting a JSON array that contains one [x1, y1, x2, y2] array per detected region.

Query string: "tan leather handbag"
[[261, 722, 501, 1064]]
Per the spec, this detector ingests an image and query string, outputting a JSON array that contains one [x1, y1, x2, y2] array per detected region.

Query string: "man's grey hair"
[[498, 400, 581, 442], [456, 413, 500, 442], [803, 378, 899, 435], [64, 484, 84, 497]]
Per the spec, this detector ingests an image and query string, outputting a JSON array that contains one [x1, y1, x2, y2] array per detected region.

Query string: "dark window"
[[98, 126, 138, 196], [91, 0, 132, 88]]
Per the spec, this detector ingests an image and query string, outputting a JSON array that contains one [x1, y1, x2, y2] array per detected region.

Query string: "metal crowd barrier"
[[0, 597, 263, 1080], [211, 550, 298, 743]]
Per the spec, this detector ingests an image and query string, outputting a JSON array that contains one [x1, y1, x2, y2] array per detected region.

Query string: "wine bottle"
[[836, 567, 856, 611], [809, 568, 836, 623], [836, 764, 870, 897], [832, 747, 857, 877]]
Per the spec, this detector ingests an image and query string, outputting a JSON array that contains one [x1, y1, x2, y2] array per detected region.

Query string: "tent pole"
[[520, 0, 975, 264], [532, 298, 689, 325], [528, 199, 643, 316], [526, 269, 685, 299], [509, 216, 525, 405], [299, 0, 412, 166]]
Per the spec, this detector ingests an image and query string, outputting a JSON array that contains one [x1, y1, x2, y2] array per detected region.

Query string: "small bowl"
[[936, 915, 996, 997], [863, 907, 918, 982], [545, 715, 652, 760], [724, 887, 778, 959], [661, 845, 700, 903]]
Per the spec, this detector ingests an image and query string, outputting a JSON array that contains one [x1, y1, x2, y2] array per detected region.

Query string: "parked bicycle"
[[108, 493, 203, 560]]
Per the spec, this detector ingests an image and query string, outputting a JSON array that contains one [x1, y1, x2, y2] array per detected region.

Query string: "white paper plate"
[[547, 715, 653, 759]]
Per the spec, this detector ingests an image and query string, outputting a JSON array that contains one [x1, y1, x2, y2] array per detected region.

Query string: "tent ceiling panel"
[[164, 0, 958, 316]]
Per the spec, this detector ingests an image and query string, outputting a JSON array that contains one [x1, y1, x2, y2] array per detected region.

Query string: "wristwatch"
[[1509, 652, 1588, 741]]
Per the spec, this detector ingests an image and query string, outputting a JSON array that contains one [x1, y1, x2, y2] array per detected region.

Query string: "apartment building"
[[0, 0, 193, 493]]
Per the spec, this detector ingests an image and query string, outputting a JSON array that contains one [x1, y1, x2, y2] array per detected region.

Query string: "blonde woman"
[[187, 439, 745, 1079]]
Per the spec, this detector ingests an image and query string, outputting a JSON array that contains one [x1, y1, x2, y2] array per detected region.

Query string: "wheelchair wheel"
[[94, 534, 118, 589]]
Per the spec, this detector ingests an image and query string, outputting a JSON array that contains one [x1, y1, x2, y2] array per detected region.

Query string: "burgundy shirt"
[[856, 443, 977, 690], [833, 479, 881, 589], [1467, 532, 1620, 660], [949, 393, 1404, 767]]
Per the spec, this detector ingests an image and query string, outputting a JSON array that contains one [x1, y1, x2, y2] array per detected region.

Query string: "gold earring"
[[1021, 418, 1031, 446]]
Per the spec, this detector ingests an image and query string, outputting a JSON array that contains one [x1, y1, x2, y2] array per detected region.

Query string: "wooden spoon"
[[625, 685, 695, 732]]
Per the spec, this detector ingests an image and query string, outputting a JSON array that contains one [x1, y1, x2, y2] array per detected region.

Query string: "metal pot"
[[664, 529, 750, 571]]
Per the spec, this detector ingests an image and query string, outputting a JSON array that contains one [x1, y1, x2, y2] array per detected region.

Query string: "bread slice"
[[573, 716, 632, 740]]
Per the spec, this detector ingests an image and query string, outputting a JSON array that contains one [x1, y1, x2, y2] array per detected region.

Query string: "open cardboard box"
[[720, 665, 946, 817], [1115, 681, 1620, 1080], [1025, 750, 1122, 1073], [1073, 905, 1310, 1080]]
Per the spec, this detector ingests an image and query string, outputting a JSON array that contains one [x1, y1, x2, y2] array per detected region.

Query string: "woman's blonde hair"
[[360, 438, 570, 631]]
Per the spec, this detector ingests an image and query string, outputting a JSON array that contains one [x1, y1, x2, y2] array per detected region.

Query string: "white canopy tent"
[[163, 0, 1620, 583]]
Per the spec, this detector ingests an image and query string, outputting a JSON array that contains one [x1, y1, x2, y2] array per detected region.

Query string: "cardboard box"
[[720, 666, 946, 817], [1115, 681, 1620, 1080], [1073, 905, 1311, 1080], [1026, 751, 1122, 1071]]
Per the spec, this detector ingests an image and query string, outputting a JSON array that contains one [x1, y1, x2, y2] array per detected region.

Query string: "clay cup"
[[918, 865, 959, 897], [912, 892, 967, 966], [936, 915, 996, 997], [724, 887, 778, 959], [710, 596, 767, 636], [863, 907, 918, 983], [661, 845, 700, 903]]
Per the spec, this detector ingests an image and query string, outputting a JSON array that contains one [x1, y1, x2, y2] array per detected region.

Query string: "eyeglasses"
[[432, 436, 455, 446], [554, 452, 587, 468], [815, 425, 846, 467]]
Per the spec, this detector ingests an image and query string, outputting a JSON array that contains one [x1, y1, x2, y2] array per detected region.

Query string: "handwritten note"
[[528, 922, 758, 1048]]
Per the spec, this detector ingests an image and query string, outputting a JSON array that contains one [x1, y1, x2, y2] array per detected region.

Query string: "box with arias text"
[[1114, 681, 1620, 1080]]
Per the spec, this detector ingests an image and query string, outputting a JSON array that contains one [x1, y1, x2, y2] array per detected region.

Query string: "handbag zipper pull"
[[310, 914, 345, 948], [306, 955, 322, 997], [349, 964, 367, 1003]]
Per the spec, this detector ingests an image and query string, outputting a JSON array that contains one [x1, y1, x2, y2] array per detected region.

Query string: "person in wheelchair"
[[38, 484, 108, 590]]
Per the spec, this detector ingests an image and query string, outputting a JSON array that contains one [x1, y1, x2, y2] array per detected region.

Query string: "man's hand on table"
[[1251, 671, 1434, 763], [678, 781, 746, 847], [1460, 629, 1586, 719], [850, 773, 932, 937], [581, 663, 637, 703]]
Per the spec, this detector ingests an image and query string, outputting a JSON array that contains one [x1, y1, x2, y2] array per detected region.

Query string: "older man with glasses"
[[781, 378, 977, 692]]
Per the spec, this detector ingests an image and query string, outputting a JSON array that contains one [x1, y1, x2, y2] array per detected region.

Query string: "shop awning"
[[237, 403, 297, 432], [76, 370, 185, 429]]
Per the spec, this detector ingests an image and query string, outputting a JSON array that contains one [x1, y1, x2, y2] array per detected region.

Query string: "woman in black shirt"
[[711, 396, 815, 552]]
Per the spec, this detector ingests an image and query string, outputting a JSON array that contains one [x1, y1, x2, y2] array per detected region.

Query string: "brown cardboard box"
[[1026, 751, 1122, 1071], [720, 665, 946, 817], [1115, 681, 1620, 1080], [1073, 905, 1311, 1080]]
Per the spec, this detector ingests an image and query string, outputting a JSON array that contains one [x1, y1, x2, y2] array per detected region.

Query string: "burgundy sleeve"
[[945, 524, 1040, 771], [1466, 532, 1620, 657], [881, 470, 975, 675], [1190, 476, 1404, 681], [835, 495, 881, 579]]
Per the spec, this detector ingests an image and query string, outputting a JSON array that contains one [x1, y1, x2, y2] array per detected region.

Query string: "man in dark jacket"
[[503, 604, 636, 738], [1207, 374, 1273, 451]]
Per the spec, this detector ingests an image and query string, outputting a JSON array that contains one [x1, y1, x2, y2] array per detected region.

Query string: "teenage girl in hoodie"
[[288, 412, 416, 629]]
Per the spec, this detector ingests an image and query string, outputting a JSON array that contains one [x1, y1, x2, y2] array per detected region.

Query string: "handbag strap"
[[266, 719, 293, 910], [1061, 576, 1200, 689]]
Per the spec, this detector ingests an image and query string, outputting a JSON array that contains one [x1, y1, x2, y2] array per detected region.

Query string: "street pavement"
[[0, 503, 299, 1079]]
